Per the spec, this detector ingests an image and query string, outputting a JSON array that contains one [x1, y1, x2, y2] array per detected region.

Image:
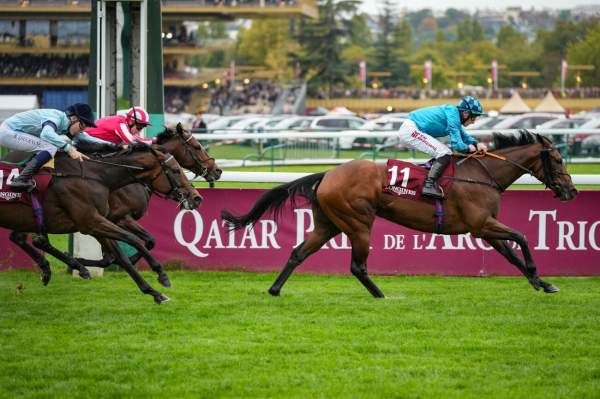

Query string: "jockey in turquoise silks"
[[0, 103, 110, 192], [397, 96, 488, 199]]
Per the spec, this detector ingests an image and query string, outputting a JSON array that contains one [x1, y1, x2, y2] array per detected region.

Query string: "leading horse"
[[2, 144, 201, 303], [222, 131, 578, 297]]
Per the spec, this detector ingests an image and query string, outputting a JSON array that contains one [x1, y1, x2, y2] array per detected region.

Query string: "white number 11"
[[388, 166, 410, 187]]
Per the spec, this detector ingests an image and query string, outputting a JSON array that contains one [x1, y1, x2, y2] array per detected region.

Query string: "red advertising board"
[[2, 189, 599, 275], [139, 189, 600, 276]]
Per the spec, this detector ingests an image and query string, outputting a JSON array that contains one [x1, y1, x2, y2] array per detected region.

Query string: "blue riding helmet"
[[457, 96, 485, 117], [66, 103, 97, 128]]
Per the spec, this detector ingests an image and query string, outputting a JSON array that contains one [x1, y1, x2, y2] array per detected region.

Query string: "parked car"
[[577, 118, 600, 155], [270, 116, 314, 132], [492, 113, 562, 130], [306, 115, 365, 131], [338, 116, 406, 149], [205, 115, 257, 134]]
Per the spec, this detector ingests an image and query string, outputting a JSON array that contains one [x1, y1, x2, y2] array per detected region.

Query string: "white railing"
[[193, 128, 600, 141], [189, 171, 600, 185]]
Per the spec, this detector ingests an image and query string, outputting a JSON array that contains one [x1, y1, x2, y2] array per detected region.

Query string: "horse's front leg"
[[477, 218, 558, 293], [31, 234, 92, 280], [98, 238, 169, 304], [118, 215, 155, 250], [117, 215, 156, 267], [87, 217, 171, 289], [9, 231, 52, 286]]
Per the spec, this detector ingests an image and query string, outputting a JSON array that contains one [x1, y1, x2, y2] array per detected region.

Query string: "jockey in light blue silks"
[[397, 96, 488, 199], [0, 103, 111, 192]]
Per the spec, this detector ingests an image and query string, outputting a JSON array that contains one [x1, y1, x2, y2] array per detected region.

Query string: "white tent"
[[533, 91, 565, 113], [500, 92, 531, 114], [328, 106, 356, 115], [0, 95, 38, 122]]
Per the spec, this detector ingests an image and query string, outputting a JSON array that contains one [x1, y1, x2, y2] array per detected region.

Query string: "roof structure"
[[500, 92, 531, 114], [533, 91, 565, 113]]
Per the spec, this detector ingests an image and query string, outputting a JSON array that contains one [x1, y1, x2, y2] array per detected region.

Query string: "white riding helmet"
[[126, 106, 152, 126]]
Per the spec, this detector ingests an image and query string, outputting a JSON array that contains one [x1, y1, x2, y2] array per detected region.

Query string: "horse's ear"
[[176, 122, 184, 135]]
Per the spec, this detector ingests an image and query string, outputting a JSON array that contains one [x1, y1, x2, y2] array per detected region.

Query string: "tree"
[[373, 0, 395, 87], [568, 22, 600, 86], [471, 19, 484, 42], [294, 0, 361, 96]]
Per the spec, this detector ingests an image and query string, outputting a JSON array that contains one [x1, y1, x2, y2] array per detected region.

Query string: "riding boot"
[[9, 151, 51, 193], [422, 154, 452, 200]]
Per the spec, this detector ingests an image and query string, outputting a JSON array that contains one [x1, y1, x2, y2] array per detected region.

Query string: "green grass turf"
[[1, 269, 599, 398]]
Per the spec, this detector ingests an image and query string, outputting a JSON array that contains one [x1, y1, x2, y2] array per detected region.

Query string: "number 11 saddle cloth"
[[383, 158, 456, 203]]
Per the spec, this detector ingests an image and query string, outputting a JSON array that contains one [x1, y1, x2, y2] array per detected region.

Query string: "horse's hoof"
[[154, 293, 170, 304], [78, 268, 92, 280], [40, 272, 51, 286], [268, 287, 280, 296], [158, 273, 171, 288], [542, 283, 560, 293]]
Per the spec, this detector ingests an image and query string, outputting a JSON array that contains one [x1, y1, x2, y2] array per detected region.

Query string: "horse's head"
[[155, 123, 222, 182], [534, 134, 578, 201], [129, 144, 202, 210]]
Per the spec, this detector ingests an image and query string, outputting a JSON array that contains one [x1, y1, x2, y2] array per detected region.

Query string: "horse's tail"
[[221, 172, 325, 230]]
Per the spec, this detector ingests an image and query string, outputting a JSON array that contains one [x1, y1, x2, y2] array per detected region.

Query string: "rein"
[[451, 144, 561, 192], [182, 133, 214, 178]]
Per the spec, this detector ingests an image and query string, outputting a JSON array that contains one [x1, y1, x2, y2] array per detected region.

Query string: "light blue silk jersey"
[[4, 109, 107, 152], [408, 104, 478, 153]]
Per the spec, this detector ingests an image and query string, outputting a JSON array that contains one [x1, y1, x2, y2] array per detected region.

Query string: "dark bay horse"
[[222, 131, 578, 298], [11, 123, 221, 288], [3, 144, 201, 303], [57, 123, 221, 283]]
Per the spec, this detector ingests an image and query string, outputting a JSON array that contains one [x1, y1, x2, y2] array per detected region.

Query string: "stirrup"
[[9, 179, 36, 193]]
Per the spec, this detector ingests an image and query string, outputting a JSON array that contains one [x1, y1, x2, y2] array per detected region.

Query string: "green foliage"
[[237, 19, 295, 77], [1, 270, 600, 397], [568, 23, 600, 86], [295, 0, 360, 96]]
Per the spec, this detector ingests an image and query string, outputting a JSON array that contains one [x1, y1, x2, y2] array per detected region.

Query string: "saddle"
[[0, 155, 54, 206], [383, 158, 455, 203]]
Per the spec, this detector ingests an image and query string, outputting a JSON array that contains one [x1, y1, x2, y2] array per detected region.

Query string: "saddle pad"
[[0, 162, 53, 205], [383, 158, 455, 203]]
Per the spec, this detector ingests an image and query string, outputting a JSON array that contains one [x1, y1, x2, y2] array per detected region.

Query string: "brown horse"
[[3, 144, 202, 303], [222, 131, 578, 297], [8, 123, 221, 288], [45, 123, 222, 285]]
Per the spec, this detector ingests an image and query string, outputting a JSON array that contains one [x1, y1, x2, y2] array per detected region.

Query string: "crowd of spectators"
[[0, 54, 88, 78], [165, 88, 192, 113], [208, 80, 281, 115], [324, 86, 600, 100], [164, 0, 297, 7]]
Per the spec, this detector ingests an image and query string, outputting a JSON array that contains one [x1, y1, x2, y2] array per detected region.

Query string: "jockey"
[[0, 103, 111, 192], [397, 96, 488, 199], [84, 106, 154, 146]]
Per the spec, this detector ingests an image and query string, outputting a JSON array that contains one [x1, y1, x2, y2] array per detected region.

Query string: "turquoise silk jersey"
[[408, 104, 478, 153]]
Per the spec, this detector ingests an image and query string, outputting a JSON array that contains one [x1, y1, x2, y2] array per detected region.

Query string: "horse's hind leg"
[[349, 230, 385, 298], [485, 239, 558, 293], [31, 234, 92, 280], [269, 208, 340, 296], [101, 238, 169, 304], [9, 232, 51, 285]]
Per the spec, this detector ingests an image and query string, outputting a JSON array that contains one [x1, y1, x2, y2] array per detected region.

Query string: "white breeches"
[[0, 123, 58, 156], [397, 119, 452, 159]]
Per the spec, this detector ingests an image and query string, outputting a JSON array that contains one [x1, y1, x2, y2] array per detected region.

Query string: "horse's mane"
[[492, 130, 543, 151], [155, 127, 175, 145]]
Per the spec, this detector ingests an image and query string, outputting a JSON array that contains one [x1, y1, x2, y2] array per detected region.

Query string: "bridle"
[[453, 138, 567, 194], [178, 131, 216, 179], [142, 148, 188, 202]]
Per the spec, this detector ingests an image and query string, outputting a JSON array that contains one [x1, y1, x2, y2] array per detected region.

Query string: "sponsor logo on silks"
[[411, 130, 437, 151], [385, 185, 417, 196], [0, 191, 22, 200]]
